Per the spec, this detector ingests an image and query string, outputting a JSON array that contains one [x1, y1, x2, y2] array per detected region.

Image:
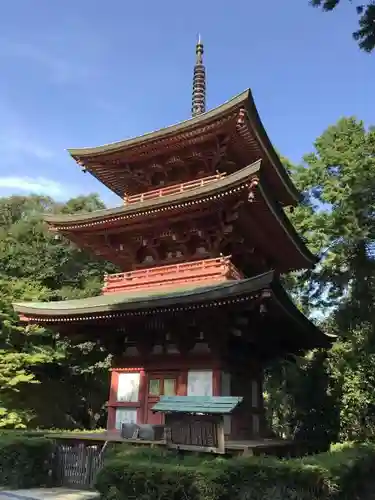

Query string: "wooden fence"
[[54, 442, 104, 489]]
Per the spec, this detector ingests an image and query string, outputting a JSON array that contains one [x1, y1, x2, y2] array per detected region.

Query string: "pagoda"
[[14, 39, 331, 443]]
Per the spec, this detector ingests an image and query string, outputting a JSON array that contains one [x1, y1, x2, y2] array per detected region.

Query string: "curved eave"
[[68, 89, 300, 206], [13, 271, 333, 350], [67, 90, 249, 157], [14, 272, 275, 318], [44, 160, 262, 227], [257, 181, 317, 267], [244, 90, 300, 205], [269, 280, 334, 350], [44, 160, 316, 268]]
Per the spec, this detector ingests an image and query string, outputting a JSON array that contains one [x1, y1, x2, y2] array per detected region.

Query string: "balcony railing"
[[102, 256, 243, 294], [123, 172, 226, 205]]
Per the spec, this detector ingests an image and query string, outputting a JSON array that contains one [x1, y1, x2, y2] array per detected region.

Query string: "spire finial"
[[192, 35, 206, 117]]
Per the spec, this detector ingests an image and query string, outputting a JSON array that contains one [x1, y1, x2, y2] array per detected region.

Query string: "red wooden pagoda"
[[14, 39, 331, 445]]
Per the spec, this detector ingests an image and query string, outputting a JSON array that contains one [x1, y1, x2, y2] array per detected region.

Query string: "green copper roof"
[[67, 89, 299, 205], [67, 91, 249, 157], [152, 396, 243, 414], [44, 160, 262, 226], [14, 273, 272, 317], [13, 271, 334, 350], [43, 160, 316, 269]]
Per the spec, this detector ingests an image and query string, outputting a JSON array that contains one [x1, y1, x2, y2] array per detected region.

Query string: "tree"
[[310, 0, 375, 52], [264, 351, 339, 446], [0, 194, 116, 429], [292, 117, 375, 311], [0, 278, 59, 428], [0, 194, 116, 291], [266, 117, 375, 442]]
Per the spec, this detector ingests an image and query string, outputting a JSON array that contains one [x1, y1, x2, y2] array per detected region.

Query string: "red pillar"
[[107, 370, 119, 431], [138, 369, 146, 424], [212, 369, 221, 396]]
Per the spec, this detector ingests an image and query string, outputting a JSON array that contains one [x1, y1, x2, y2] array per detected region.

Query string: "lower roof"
[[13, 271, 333, 350], [14, 273, 271, 318]]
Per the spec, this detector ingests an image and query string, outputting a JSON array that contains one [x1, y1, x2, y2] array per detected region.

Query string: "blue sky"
[[0, 0, 373, 207]]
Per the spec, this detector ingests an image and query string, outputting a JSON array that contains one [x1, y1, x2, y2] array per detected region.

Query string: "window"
[[117, 372, 140, 402], [148, 377, 176, 397], [164, 378, 176, 396], [187, 371, 213, 396], [149, 379, 161, 396], [115, 408, 137, 430]]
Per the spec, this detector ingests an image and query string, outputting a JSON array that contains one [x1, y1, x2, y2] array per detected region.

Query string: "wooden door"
[[146, 373, 177, 424]]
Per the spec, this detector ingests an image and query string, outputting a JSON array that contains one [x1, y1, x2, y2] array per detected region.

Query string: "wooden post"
[[216, 417, 225, 454]]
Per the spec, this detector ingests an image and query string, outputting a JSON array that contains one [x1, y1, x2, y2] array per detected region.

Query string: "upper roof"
[[68, 91, 246, 156], [13, 271, 333, 351], [68, 90, 300, 206]]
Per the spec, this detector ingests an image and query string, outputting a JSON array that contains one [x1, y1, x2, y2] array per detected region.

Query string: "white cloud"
[[0, 176, 65, 198]]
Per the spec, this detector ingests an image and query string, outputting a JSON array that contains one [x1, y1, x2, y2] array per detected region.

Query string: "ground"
[[0, 489, 98, 500], [1, 484, 374, 499]]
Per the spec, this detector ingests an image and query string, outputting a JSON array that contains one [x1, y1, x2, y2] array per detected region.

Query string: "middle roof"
[[44, 160, 316, 273]]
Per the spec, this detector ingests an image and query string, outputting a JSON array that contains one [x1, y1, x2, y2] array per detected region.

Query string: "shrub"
[[95, 442, 375, 500], [0, 430, 47, 438], [102, 442, 217, 465], [300, 442, 375, 498], [0, 435, 55, 488]]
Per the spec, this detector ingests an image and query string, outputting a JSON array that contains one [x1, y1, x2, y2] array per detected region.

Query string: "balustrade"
[[102, 256, 242, 294], [123, 172, 226, 205]]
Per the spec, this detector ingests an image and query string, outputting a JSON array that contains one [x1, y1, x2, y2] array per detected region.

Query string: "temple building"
[[13, 39, 331, 443]]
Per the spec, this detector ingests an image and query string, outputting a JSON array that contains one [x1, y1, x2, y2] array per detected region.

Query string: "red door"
[[146, 373, 177, 424]]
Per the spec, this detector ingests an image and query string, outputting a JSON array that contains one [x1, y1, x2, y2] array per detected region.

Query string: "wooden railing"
[[123, 172, 227, 205], [102, 256, 243, 294]]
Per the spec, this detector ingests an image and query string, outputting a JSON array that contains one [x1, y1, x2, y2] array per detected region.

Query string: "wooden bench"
[[152, 396, 243, 454]]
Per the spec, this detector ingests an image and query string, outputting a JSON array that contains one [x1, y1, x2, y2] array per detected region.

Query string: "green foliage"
[[101, 443, 218, 465], [0, 277, 58, 428], [265, 351, 339, 448], [327, 322, 375, 441], [288, 117, 375, 311], [0, 435, 55, 488], [0, 194, 116, 291], [95, 442, 375, 500], [0, 193, 116, 429], [310, 0, 375, 52], [266, 117, 375, 444]]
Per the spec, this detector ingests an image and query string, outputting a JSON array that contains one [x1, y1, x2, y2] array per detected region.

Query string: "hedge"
[[0, 435, 55, 489], [95, 442, 375, 500]]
